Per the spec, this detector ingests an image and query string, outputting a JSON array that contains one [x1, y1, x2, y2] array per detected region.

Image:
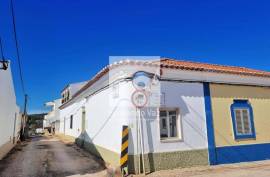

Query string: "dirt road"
[[0, 136, 106, 177]]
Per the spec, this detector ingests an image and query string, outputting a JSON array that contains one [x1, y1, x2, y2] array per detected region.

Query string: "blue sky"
[[1, 0, 270, 113]]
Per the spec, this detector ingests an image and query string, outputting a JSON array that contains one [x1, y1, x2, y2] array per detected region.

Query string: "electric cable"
[[10, 0, 26, 94]]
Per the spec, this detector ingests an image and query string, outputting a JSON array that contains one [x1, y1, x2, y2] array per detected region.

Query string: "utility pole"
[[23, 94, 28, 116], [20, 94, 28, 141]]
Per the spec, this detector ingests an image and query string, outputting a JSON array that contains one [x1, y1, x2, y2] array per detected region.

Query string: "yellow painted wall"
[[210, 84, 270, 147]]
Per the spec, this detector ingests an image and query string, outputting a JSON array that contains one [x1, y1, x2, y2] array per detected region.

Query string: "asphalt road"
[[0, 136, 105, 177]]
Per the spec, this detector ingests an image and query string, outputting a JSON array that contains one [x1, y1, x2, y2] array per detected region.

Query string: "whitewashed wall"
[[60, 80, 208, 156], [59, 117, 64, 133], [59, 63, 209, 156], [44, 99, 61, 131], [128, 81, 208, 154], [60, 100, 84, 137], [59, 81, 130, 154], [0, 63, 20, 156]]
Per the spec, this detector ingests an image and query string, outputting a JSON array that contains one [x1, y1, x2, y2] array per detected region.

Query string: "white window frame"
[[234, 108, 252, 136], [158, 108, 182, 142]]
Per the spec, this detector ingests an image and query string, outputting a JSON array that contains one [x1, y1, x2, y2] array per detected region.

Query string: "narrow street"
[[0, 136, 106, 177]]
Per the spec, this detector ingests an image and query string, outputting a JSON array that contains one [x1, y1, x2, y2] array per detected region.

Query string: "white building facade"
[[59, 81, 88, 134], [0, 62, 21, 159], [44, 99, 62, 132], [59, 60, 209, 173]]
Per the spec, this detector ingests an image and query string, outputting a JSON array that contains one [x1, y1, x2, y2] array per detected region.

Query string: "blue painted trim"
[[230, 100, 256, 140], [216, 143, 270, 164], [203, 82, 217, 165]]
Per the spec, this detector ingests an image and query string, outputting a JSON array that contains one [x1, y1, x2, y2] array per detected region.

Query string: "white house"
[[59, 81, 87, 134], [0, 61, 21, 160], [56, 57, 270, 174], [44, 98, 62, 133], [58, 58, 211, 174]]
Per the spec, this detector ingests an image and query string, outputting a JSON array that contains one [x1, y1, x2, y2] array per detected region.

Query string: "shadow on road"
[[0, 136, 106, 177]]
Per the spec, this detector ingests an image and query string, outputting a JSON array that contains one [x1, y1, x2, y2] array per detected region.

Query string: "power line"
[[10, 0, 26, 94]]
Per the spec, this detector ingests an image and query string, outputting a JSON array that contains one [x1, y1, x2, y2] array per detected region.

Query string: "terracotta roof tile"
[[160, 58, 270, 78]]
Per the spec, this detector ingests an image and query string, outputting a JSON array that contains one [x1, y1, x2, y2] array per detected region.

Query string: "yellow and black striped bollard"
[[120, 125, 129, 176]]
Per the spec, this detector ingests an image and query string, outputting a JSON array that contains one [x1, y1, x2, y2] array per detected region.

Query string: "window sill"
[[160, 138, 182, 143], [235, 137, 256, 141], [234, 134, 256, 141]]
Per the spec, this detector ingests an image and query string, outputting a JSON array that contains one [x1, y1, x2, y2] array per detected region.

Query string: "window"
[[234, 109, 251, 135], [230, 100, 255, 140], [61, 90, 71, 104], [67, 91, 70, 100], [70, 115, 73, 129], [159, 109, 180, 140], [61, 94, 65, 104]]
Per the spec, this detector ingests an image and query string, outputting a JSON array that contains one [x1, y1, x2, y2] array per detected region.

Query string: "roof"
[[160, 58, 270, 78], [60, 58, 270, 109], [61, 81, 88, 94], [45, 98, 62, 108]]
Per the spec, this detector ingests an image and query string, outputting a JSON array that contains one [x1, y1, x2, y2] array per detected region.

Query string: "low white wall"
[[60, 101, 84, 137]]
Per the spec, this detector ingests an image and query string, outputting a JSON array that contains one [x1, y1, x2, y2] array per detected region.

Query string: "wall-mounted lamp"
[[0, 60, 9, 70]]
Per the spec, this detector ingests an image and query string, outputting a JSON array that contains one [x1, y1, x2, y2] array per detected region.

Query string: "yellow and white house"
[[208, 84, 270, 164]]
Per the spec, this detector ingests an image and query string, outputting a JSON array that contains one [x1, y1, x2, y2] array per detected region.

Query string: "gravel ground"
[[0, 136, 106, 177]]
